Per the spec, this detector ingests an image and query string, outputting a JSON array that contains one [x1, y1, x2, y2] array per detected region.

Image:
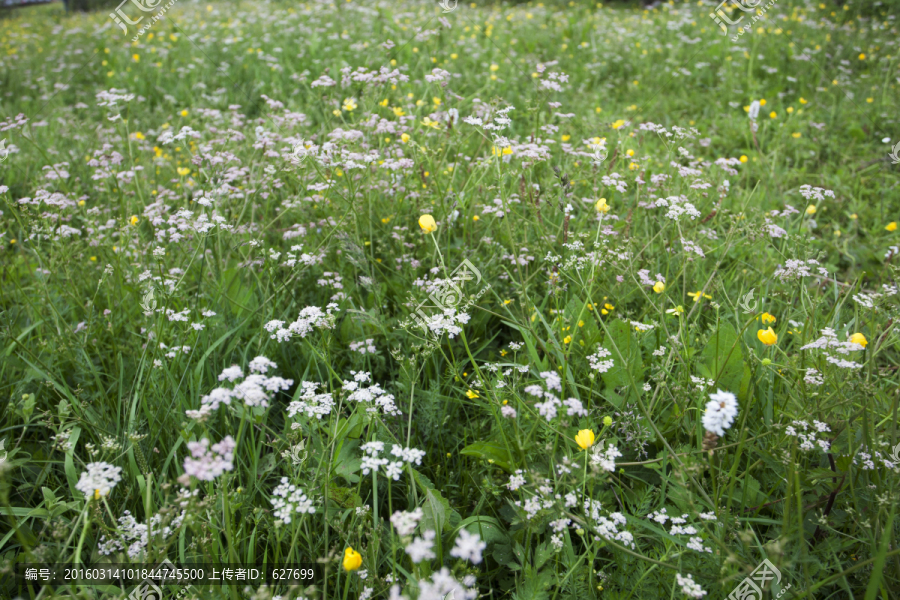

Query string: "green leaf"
[[601, 320, 644, 395], [64, 427, 82, 501], [333, 439, 361, 484], [455, 515, 507, 546], [864, 504, 894, 600], [492, 543, 521, 570], [41, 487, 57, 508], [421, 488, 448, 539], [533, 541, 554, 571], [412, 470, 462, 529], [701, 321, 743, 393], [460, 441, 514, 472], [258, 453, 276, 475]]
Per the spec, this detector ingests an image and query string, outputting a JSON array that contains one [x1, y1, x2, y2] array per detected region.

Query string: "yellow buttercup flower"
[[687, 290, 711, 303], [466, 389, 480, 399], [757, 327, 777, 345], [343, 547, 362, 571], [418, 214, 437, 232], [595, 198, 610, 213], [849, 332, 868, 348], [886, 222, 897, 232], [761, 312, 776, 324], [342, 98, 358, 112], [130, 215, 139, 226], [806, 204, 817, 215], [575, 429, 596, 450], [653, 281, 665, 294], [666, 305, 684, 316]]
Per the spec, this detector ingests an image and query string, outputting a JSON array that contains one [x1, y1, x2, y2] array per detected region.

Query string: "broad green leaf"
[[533, 541, 554, 571], [258, 453, 276, 475], [701, 321, 743, 393], [455, 515, 507, 546], [601, 319, 644, 394], [460, 440, 514, 472], [421, 488, 447, 539]]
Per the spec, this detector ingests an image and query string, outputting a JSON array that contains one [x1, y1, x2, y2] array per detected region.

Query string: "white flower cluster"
[[800, 328, 865, 370], [417, 308, 470, 339], [286, 381, 335, 421], [592, 510, 635, 549], [804, 368, 825, 386], [798, 184, 835, 202], [654, 194, 701, 221], [270, 477, 316, 524], [587, 347, 615, 373], [450, 529, 487, 564], [676, 573, 707, 598], [349, 339, 377, 354], [97, 509, 184, 559], [412, 568, 478, 600], [506, 470, 526, 491], [852, 446, 897, 470], [405, 529, 436, 563], [359, 441, 425, 480], [522, 372, 586, 422], [549, 517, 572, 549], [342, 371, 401, 416], [630, 320, 656, 332], [773, 258, 828, 282], [784, 420, 831, 452], [76, 462, 122, 499], [187, 358, 293, 420], [590, 444, 623, 472], [691, 376, 716, 391], [514, 494, 555, 520], [702, 390, 738, 436], [265, 303, 339, 342], [463, 105, 514, 131], [648, 509, 713, 553], [183, 436, 235, 481], [390, 508, 424, 537]]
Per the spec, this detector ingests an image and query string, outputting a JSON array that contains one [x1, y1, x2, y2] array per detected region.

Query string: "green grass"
[[1, 0, 899, 598]]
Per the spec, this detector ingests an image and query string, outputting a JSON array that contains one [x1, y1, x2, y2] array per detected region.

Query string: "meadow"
[[1, 0, 899, 598]]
